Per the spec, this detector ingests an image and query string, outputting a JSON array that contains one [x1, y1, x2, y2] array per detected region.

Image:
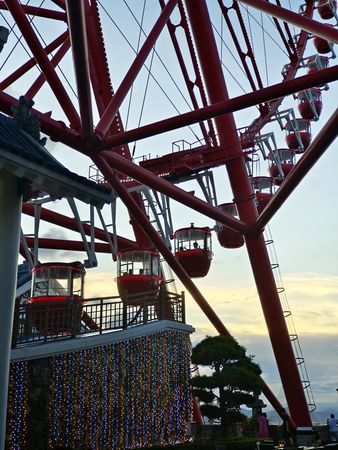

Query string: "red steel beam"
[[4, 0, 81, 130], [185, 0, 311, 426], [237, 0, 338, 43], [95, 0, 179, 139], [0, 1, 67, 20], [65, 0, 94, 139], [101, 150, 248, 234], [100, 66, 338, 150], [95, 153, 239, 334], [252, 107, 338, 234], [95, 152, 287, 421], [24, 238, 112, 253], [85, 0, 114, 117], [21, 203, 138, 251], [25, 37, 70, 100], [0, 32, 69, 90], [51, 0, 66, 10]]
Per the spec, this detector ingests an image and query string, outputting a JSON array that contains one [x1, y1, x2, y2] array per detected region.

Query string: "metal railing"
[[12, 289, 185, 348]]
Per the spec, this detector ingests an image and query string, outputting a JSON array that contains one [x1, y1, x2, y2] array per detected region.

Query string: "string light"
[[8, 329, 191, 449], [7, 361, 28, 450]]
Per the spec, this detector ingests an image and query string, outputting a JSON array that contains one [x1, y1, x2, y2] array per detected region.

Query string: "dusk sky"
[[5, 0, 337, 419]]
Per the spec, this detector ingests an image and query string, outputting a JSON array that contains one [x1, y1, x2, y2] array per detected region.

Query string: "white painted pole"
[[0, 171, 22, 450]]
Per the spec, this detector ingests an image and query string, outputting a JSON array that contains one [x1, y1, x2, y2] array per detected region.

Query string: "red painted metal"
[[218, 1, 264, 90], [25, 37, 71, 101], [285, 119, 312, 152], [4, 0, 81, 130], [65, 0, 94, 138], [297, 89, 323, 120], [29, 262, 85, 334], [192, 396, 204, 425], [51, 0, 66, 10], [313, 33, 334, 54], [84, 0, 153, 248], [23, 238, 112, 254], [95, 0, 179, 139], [116, 249, 163, 301], [0, 1, 67, 21], [159, 0, 216, 146], [100, 151, 248, 234], [216, 204, 245, 249], [252, 108, 338, 234], [0, 31, 69, 90], [318, 0, 337, 20], [185, 0, 311, 426], [95, 152, 286, 420], [21, 203, 138, 250], [3, 0, 334, 425], [85, 0, 114, 118], [237, 0, 338, 43], [174, 226, 213, 278], [100, 66, 338, 151]]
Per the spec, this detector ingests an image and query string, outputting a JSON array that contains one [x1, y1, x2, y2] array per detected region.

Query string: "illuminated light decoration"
[[46, 330, 191, 449], [6, 362, 29, 450]]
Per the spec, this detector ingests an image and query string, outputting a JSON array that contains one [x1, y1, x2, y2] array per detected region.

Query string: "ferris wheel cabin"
[[313, 24, 335, 54], [285, 118, 312, 152], [317, 0, 337, 20], [268, 149, 295, 185], [116, 250, 163, 302], [216, 203, 244, 249], [251, 176, 274, 213], [297, 89, 323, 120], [306, 55, 330, 88], [28, 262, 85, 334], [174, 225, 213, 278]]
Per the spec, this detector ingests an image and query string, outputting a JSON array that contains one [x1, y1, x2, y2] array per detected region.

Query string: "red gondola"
[[28, 262, 85, 334], [174, 225, 213, 277], [115, 250, 163, 304], [216, 203, 244, 248], [268, 149, 295, 185], [317, 0, 337, 19], [251, 176, 274, 213], [285, 119, 312, 153], [297, 89, 323, 120], [313, 25, 334, 54], [306, 55, 329, 74]]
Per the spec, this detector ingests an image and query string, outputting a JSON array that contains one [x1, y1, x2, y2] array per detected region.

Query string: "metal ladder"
[[264, 225, 316, 415]]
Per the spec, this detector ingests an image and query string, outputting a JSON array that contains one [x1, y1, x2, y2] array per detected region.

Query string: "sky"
[[2, 0, 337, 419]]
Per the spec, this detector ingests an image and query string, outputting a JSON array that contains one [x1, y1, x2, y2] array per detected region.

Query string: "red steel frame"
[[0, 0, 337, 426]]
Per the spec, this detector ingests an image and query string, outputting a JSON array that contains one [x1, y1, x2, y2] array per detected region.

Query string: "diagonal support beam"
[[4, 0, 81, 130], [237, 0, 338, 43], [95, 151, 287, 425], [0, 1, 67, 20], [95, 0, 179, 139], [65, 0, 94, 138], [100, 150, 249, 234], [251, 108, 338, 234], [0, 32, 69, 90], [25, 37, 70, 100], [100, 66, 338, 149], [21, 203, 138, 250]]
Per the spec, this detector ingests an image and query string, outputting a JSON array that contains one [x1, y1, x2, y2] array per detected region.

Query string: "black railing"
[[12, 290, 185, 348]]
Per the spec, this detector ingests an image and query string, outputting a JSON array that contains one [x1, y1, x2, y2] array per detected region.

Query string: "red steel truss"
[[1, 0, 337, 426]]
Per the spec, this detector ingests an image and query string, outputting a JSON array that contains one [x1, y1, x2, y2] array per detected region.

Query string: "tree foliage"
[[191, 335, 263, 433]]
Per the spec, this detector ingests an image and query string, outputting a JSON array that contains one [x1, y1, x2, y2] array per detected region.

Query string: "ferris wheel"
[[0, 0, 337, 429]]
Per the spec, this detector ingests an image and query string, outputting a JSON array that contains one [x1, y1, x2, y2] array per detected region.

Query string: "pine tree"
[[191, 335, 263, 435]]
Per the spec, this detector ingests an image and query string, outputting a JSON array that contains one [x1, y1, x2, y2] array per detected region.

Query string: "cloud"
[[85, 270, 118, 298], [183, 273, 338, 410]]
